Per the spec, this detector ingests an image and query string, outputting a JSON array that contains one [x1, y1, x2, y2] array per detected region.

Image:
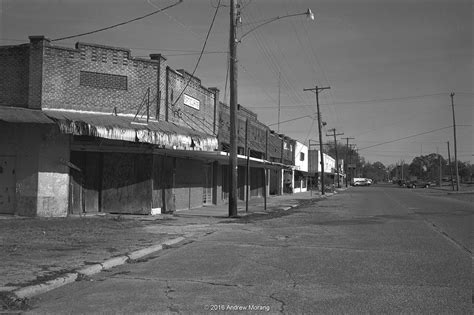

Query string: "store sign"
[[184, 94, 200, 110]]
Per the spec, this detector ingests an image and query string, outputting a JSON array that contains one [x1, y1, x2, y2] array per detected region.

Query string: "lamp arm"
[[238, 12, 309, 42]]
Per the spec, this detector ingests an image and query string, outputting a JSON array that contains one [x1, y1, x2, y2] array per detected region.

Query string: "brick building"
[[0, 36, 219, 216], [217, 102, 295, 202]]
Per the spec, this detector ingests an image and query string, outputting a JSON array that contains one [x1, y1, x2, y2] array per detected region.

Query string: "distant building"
[[293, 141, 309, 193], [308, 149, 337, 189]]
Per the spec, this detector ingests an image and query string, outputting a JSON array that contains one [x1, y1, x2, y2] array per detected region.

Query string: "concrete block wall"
[[36, 125, 70, 217], [0, 45, 30, 107], [0, 123, 70, 217]]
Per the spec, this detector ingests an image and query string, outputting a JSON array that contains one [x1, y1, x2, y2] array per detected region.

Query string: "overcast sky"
[[1, 0, 472, 166]]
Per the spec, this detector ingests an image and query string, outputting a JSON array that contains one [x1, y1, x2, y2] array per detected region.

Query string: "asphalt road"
[[27, 185, 472, 314]]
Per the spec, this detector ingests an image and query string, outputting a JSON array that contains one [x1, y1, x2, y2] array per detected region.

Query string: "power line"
[[171, 0, 221, 108], [332, 93, 447, 105], [248, 93, 452, 109], [358, 126, 453, 151], [52, 0, 183, 42], [268, 114, 314, 126]]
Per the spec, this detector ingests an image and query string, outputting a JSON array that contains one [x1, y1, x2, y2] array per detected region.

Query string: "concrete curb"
[[14, 273, 78, 299], [10, 236, 186, 300], [447, 191, 474, 195]]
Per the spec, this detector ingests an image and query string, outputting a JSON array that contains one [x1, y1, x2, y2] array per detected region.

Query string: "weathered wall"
[[102, 152, 152, 214], [36, 125, 70, 217], [0, 45, 29, 107], [250, 167, 264, 197], [0, 123, 69, 217], [152, 155, 175, 213], [0, 123, 21, 214], [174, 158, 205, 211]]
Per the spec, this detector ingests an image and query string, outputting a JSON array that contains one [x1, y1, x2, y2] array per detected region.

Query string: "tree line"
[[323, 141, 473, 183]]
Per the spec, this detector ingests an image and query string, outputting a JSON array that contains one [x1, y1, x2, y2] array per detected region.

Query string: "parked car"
[[406, 180, 432, 188], [397, 180, 407, 187], [353, 179, 371, 186]]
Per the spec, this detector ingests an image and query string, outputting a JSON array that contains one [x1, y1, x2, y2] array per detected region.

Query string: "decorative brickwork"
[[79, 71, 128, 91], [41, 42, 158, 115]]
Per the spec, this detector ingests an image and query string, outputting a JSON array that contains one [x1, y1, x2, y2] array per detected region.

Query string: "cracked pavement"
[[25, 186, 472, 313]]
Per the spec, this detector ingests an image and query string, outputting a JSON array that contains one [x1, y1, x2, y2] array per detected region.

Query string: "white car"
[[353, 178, 372, 186]]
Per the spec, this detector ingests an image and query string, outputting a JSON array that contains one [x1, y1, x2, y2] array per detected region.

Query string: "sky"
[[1, 0, 472, 166]]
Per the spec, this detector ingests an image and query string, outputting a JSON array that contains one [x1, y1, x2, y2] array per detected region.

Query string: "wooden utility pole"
[[304, 86, 330, 195], [447, 141, 454, 191], [326, 129, 344, 188], [450, 93, 460, 191], [278, 72, 281, 133], [341, 137, 354, 187], [437, 147, 442, 188], [228, 0, 238, 217]]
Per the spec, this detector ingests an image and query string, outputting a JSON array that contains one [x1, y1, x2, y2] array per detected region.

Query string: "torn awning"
[[43, 109, 218, 151], [0, 106, 54, 124]]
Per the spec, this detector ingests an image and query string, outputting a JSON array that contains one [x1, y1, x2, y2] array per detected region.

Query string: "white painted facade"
[[293, 141, 309, 193]]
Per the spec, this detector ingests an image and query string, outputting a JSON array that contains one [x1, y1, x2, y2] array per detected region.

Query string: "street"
[[28, 186, 472, 314]]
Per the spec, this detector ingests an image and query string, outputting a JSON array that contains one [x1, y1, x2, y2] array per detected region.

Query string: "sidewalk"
[[0, 189, 335, 310], [176, 189, 332, 218]]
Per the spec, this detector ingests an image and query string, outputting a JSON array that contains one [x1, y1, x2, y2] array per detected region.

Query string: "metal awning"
[[43, 109, 218, 151], [156, 149, 293, 169], [0, 106, 54, 124]]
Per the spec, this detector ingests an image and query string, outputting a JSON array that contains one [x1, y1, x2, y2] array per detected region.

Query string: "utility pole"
[[447, 141, 454, 191], [341, 137, 354, 187], [278, 72, 281, 133], [326, 128, 344, 188], [228, 0, 238, 217], [349, 144, 355, 184], [304, 86, 330, 195], [450, 92, 460, 191], [437, 147, 442, 188]]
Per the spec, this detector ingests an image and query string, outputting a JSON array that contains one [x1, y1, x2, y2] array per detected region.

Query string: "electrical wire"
[[171, 0, 221, 108], [268, 114, 315, 126], [358, 126, 453, 151], [52, 0, 183, 42]]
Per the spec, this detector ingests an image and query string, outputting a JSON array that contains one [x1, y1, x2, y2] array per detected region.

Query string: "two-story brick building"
[[217, 102, 296, 201]]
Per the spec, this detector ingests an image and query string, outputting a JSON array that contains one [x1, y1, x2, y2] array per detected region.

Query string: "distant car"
[[406, 180, 432, 188], [397, 180, 407, 187]]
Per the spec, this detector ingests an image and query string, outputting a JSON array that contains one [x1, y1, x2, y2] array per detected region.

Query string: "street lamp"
[[228, 1, 314, 217]]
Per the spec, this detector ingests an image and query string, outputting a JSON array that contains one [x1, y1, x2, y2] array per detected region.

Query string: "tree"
[[408, 153, 447, 180], [361, 161, 386, 182]]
